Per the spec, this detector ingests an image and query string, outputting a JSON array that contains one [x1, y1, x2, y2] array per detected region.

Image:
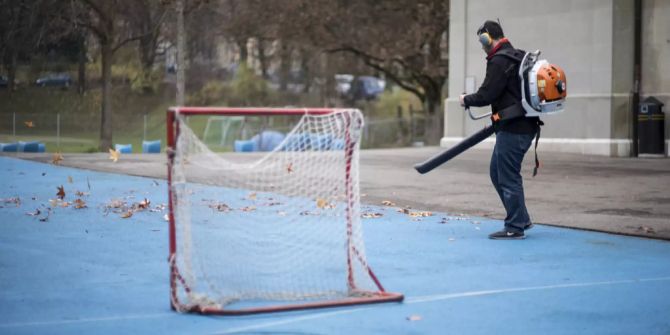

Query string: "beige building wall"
[[444, 0, 669, 156]]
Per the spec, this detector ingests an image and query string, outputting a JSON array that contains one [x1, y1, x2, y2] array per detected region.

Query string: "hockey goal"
[[166, 107, 403, 315]]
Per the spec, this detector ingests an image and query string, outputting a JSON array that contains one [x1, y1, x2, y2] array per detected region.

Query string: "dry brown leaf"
[[56, 185, 65, 200], [73, 199, 87, 209], [316, 198, 328, 209], [397, 208, 410, 215], [52, 152, 64, 165], [209, 203, 231, 212], [407, 315, 422, 321], [121, 211, 133, 218], [75, 191, 89, 197], [138, 198, 150, 210], [59, 201, 70, 208], [108, 148, 120, 163], [409, 211, 432, 217], [24, 121, 35, 128], [362, 212, 384, 219], [239, 206, 256, 212], [49, 199, 59, 207], [381, 200, 396, 206], [247, 192, 257, 200], [286, 162, 294, 174]]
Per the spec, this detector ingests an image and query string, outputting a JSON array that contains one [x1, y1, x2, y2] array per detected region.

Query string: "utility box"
[[638, 96, 665, 155]]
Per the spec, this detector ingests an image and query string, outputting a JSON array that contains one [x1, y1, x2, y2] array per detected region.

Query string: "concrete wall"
[[444, 0, 669, 156]]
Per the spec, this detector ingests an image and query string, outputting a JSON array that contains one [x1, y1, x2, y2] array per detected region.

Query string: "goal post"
[[166, 107, 403, 315]]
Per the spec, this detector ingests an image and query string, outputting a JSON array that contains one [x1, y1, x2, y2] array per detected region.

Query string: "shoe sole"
[[489, 235, 526, 240]]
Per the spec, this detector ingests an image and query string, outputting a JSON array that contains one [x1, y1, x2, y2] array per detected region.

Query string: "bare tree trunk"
[[279, 42, 291, 91], [99, 41, 113, 151], [6, 52, 17, 92], [423, 94, 443, 145], [176, 0, 185, 106], [77, 33, 86, 95], [257, 38, 268, 79], [236, 38, 248, 65]]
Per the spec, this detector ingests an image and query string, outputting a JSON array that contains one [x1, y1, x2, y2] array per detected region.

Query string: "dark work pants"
[[490, 130, 535, 233]]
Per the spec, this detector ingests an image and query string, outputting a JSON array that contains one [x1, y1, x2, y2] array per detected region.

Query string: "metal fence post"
[[57, 113, 61, 148]]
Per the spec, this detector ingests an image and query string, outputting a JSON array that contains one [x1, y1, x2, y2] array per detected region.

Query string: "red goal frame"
[[166, 107, 404, 315]]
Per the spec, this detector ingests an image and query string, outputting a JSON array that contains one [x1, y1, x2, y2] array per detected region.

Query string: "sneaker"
[[488, 230, 526, 240], [524, 223, 535, 231]]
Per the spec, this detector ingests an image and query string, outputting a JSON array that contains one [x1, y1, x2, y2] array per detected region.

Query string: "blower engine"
[[520, 50, 567, 117]]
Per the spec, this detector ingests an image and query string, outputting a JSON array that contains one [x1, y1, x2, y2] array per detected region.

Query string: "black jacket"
[[464, 42, 538, 134]]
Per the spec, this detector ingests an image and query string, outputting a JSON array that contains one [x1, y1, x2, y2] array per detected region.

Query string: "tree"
[[69, 0, 167, 150], [310, 0, 450, 144], [0, 0, 63, 91]]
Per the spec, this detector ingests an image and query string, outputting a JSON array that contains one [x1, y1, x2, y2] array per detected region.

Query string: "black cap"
[[477, 20, 504, 39]]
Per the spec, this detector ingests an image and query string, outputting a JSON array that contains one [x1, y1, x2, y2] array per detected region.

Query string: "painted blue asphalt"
[[1, 156, 669, 334]]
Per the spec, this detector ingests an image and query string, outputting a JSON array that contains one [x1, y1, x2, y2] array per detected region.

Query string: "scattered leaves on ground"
[[1, 197, 21, 207], [121, 211, 133, 219], [108, 148, 120, 163], [73, 199, 87, 209], [409, 211, 433, 217], [362, 212, 384, 219], [208, 202, 231, 212], [637, 226, 656, 234], [52, 152, 63, 165], [381, 200, 396, 206], [239, 206, 256, 212], [56, 186, 66, 200], [316, 198, 335, 209], [75, 190, 90, 197]]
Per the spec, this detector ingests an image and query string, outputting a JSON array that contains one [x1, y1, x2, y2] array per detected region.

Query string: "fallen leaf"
[[75, 191, 89, 197], [409, 211, 432, 217], [49, 199, 59, 207], [26, 209, 41, 216], [67, 176, 73, 183], [248, 192, 257, 200], [56, 185, 65, 200], [121, 211, 133, 218], [362, 212, 384, 219], [24, 121, 35, 128], [138, 198, 150, 210], [316, 198, 328, 209], [381, 200, 396, 206], [73, 199, 87, 209], [59, 201, 70, 208], [2, 197, 21, 207], [286, 162, 293, 174], [239, 206, 256, 212], [397, 208, 410, 215], [637, 226, 656, 234], [109, 148, 120, 162], [407, 315, 422, 321], [52, 152, 64, 165], [208, 202, 231, 212]]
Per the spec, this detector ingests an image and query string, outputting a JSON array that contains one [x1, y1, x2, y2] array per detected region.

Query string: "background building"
[[444, 0, 669, 156]]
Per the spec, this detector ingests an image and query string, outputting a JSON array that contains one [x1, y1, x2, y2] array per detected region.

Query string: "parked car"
[[335, 74, 354, 97], [347, 76, 385, 101], [35, 73, 72, 87]]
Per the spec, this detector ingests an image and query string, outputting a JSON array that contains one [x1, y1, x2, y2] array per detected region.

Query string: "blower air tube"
[[414, 125, 495, 174]]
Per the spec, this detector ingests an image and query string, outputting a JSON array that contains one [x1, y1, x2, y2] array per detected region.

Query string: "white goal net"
[[168, 108, 401, 314]]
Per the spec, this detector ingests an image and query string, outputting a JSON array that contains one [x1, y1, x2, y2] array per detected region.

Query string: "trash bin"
[[638, 96, 665, 155]]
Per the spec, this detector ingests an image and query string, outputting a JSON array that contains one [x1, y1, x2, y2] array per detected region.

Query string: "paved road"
[[7, 147, 670, 239]]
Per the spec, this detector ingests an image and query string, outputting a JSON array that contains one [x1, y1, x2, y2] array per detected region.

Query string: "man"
[[459, 20, 540, 240]]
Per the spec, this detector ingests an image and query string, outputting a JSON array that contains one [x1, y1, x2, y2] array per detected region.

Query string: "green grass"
[[0, 85, 173, 153]]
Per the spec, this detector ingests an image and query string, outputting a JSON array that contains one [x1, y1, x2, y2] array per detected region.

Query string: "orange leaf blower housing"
[[536, 63, 567, 102]]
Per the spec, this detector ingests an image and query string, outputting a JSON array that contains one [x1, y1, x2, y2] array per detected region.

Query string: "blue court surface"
[[1, 156, 669, 334]]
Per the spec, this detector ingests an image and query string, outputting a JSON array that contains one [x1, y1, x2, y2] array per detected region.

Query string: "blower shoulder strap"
[[493, 48, 526, 63]]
